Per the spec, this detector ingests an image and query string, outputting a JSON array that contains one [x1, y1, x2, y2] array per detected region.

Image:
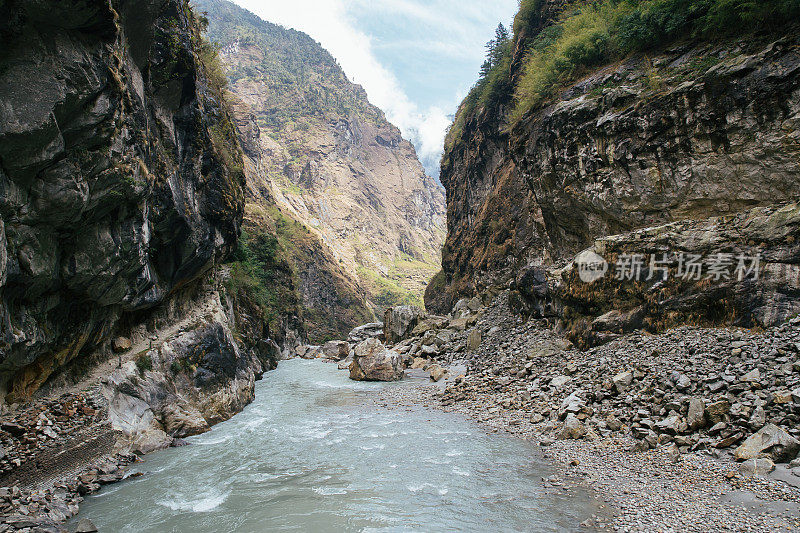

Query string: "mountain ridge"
[[194, 0, 446, 340]]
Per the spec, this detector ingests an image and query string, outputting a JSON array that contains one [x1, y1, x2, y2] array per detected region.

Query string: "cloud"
[[230, 0, 517, 178]]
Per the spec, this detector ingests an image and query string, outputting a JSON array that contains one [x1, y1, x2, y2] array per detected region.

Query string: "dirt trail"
[[49, 290, 221, 401]]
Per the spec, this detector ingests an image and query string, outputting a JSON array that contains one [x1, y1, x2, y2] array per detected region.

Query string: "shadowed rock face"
[[429, 27, 800, 337], [102, 283, 278, 453], [0, 0, 245, 400]]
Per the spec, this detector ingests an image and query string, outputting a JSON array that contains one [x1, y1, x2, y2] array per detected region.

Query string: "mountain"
[[193, 0, 446, 341], [427, 0, 800, 346]]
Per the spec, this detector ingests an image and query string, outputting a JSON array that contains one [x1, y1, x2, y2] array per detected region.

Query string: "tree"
[[481, 23, 511, 79]]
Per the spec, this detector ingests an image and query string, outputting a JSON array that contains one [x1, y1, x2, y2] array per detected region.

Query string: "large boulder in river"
[[322, 340, 350, 361], [383, 306, 426, 344], [347, 322, 384, 344], [349, 338, 404, 381]]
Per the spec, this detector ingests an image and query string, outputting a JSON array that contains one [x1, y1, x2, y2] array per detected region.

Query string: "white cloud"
[[230, 0, 516, 177]]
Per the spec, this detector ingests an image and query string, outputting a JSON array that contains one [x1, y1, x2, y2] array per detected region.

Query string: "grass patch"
[[135, 353, 153, 375], [512, 0, 800, 123], [357, 266, 423, 310]]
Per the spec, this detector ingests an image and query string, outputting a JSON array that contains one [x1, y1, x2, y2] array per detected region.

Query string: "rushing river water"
[[74, 359, 599, 532]]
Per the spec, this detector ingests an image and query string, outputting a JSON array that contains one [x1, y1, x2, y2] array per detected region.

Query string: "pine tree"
[[481, 23, 510, 80]]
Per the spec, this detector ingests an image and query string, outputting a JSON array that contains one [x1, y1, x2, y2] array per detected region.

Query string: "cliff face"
[[0, 0, 246, 401], [429, 4, 800, 343], [195, 0, 446, 337]]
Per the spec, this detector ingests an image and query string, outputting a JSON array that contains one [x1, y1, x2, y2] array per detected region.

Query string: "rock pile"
[[0, 451, 135, 532], [0, 394, 104, 481], [434, 292, 800, 473]]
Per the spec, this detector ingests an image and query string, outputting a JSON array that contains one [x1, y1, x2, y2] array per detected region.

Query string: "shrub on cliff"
[[511, 0, 800, 123]]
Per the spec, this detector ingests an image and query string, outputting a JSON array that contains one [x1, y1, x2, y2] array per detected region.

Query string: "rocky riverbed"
[[356, 293, 800, 532], [5, 289, 800, 532]]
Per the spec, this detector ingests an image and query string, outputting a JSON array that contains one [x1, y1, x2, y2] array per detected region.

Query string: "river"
[[72, 359, 598, 532]]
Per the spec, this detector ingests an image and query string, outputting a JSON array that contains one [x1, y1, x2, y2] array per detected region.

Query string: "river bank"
[[0, 280, 282, 533], [375, 293, 800, 532], [4, 291, 800, 532]]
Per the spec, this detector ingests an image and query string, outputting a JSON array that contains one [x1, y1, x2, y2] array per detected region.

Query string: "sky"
[[230, 0, 519, 178]]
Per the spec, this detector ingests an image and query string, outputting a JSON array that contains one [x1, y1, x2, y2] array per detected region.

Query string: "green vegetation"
[[447, 0, 800, 149], [445, 24, 513, 150], [135, 353, 153, 375], [170, 360, 184, 374], [191, 4, 246, 214], [357, 266, 424, 309], [226, 222, 300, 333], [225, 204, 374, 343], [515, 0, 800, 121]]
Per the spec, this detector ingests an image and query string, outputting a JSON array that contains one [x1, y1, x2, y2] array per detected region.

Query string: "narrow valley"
[[1, 1, 799, 532]]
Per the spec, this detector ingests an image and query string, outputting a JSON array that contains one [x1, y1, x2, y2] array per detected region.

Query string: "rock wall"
[[0, 0, 246, 401], [231, 100, 374, 344], [101, 270, 280, 453], [429, 23, 800, 338]]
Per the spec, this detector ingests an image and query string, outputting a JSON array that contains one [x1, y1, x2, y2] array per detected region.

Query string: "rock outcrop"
[[347, 322, 384, 344], [0, 0, 245, 401], [383, 306, 426, 344], [427, 7, 800, 344], [102, 276, 277, 453]]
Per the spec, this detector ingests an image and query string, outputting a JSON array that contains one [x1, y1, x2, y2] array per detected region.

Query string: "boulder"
[[741, 368, 761, 383], [411, 315, 449, 336], [383, 306, 426, 344], [410, 357, 428, 369], [675, 373, 691, 390], [295, 345, 310, 359], [655, 414, 684, 435], [705, 400, 730, 424], [347, 322, 384, 344], [112, 336, 132, 353], [451, 298, 472, 318], [466, 328, 482, 351], [734, 424, 800, 462], [559, 390, 584, 418], [748, 405, 766, 429], [161, 403, 210, 438], [428, 364, 447, 382], [466, 296, 483, 312], [774, 390, 793, 404], [322, 340, 350, 361], [612, 370, 633, 394], [75, 518, 99, 533], [349, 338, 404, 381], [448, 315, 477, 331], [738, 458, 775, 477], [591, 308, 645, 333], [559, 414, 586, 439], [297, 345, 321, 359], [687, 398, 705, 430]]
